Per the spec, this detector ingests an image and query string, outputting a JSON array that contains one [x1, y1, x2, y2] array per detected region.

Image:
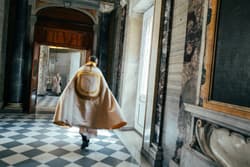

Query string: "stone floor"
[[36, 95, 59, 112], [0, 113, 142, 167], [32, 95, 151, 167], [116, 131, 151, 167]]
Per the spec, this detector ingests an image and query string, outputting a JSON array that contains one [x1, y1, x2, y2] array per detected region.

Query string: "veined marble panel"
[[0, 0, 6, 104]]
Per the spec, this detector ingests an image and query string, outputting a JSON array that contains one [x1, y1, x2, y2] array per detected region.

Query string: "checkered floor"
[[36, 96, 59, 112], [0, 113, 138, 167]]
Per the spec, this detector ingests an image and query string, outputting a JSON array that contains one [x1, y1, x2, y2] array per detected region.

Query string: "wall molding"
[[133, 0, 154, 13], [30, 0, 98, 24], [184, 103, 250, 135], [183, 103, 250, 167], [141, 0, 174, 166]]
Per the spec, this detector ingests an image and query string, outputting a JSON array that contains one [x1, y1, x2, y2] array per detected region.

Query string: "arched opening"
[[35, 7, 94, 50], [29, 7, 95, 113]]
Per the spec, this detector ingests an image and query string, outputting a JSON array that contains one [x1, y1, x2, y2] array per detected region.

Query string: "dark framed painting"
[[201, 0, 250, 120]]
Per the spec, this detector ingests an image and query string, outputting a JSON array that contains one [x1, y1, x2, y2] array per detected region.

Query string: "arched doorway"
[[29, 7, 94, 113]]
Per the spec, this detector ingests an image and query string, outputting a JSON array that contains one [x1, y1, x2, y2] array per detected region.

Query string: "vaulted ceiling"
[[36, 0, 119, 10]]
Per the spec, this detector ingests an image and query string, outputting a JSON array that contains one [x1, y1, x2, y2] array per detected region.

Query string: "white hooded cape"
[[53, 62, 127, 130]]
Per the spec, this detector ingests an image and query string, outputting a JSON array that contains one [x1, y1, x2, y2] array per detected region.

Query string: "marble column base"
[[141, 145, 163, 167], [4, 103, 23, 110], [169, 160, 179, 167]]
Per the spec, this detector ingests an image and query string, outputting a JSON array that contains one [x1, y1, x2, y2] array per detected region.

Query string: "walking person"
[[53, 56, 127, 149], [52, 73, 62, 95]]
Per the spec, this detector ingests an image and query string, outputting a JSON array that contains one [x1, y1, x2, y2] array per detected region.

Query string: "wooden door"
[[29, 42, 40, 113]]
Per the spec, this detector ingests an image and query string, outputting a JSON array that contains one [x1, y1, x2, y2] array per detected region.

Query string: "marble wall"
[[110, 6, 127, 101], [179, 1, 250, 167], [161, 0, 212, 166], [182, 0, 204, 105], [161, 0, 250, 166], [161, 0, 207, 166], [161, 0, 188, 165], [98, 12, 111, 80], [0, 0, 7, 108]]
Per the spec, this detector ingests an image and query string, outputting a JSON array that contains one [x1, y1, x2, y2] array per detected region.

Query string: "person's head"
[[89, 56, 98, 64]]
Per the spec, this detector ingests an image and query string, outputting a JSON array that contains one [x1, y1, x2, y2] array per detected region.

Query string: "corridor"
[[1, 0, 250, 166], [0, 113, 146, 167]]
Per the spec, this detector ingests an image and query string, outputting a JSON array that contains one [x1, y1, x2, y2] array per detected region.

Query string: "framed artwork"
[[201, 0, 250, 119]]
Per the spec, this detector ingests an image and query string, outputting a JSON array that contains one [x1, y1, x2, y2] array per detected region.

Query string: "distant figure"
[[53, 56, 127, 149], [52, 73, 62, 95]]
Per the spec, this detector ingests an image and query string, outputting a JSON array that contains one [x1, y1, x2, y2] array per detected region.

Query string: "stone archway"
[[29, 7, 95, 113], [35, 7, 94, 50]]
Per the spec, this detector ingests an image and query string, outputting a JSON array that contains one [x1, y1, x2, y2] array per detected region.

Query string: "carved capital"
[[99, 1, 114, 13]]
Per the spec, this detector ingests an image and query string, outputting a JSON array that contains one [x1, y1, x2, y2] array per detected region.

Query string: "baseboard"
[[169, 160, 179, 167], [5, 103, 23, 110], [180, 146, 218, 167], [119, 126, 134, 131], [141, 147, 154, 167], [141, 146, 163, 167]]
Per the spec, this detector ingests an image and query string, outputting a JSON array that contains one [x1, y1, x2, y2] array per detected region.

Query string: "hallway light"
[[49, 46, 71, 50]]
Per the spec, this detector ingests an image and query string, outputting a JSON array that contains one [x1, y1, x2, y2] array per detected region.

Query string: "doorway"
[[35, 45, 86, 113], [29, 7, 94, 113], [135, 6, 154, 134]]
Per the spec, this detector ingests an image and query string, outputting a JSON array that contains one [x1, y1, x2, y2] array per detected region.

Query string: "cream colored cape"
[[53, 62, 127, 130]]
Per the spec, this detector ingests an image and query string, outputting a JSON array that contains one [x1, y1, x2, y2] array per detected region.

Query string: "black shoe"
[[81, 140, 89, 149], [80, 133, 89, 149]]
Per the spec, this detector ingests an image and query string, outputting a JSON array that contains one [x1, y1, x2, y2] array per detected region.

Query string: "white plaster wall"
[[49, 52, 71, 90], [37, 50, 82, 94], [162, 0, 188, 165], [120, 0, 143, 128], [69, 52, 81, 80]]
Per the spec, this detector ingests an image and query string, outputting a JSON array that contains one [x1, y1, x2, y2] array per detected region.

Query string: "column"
[[5, 0, 28, 109], [141, 0, 173, 166], [0, 0, 9, 108], [97, 12, 111, 79], [92, 23, 99, 57]]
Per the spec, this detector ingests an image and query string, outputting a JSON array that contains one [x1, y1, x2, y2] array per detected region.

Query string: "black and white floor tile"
[[0, 113, 138, 167], [36, 96, 59, 112]]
